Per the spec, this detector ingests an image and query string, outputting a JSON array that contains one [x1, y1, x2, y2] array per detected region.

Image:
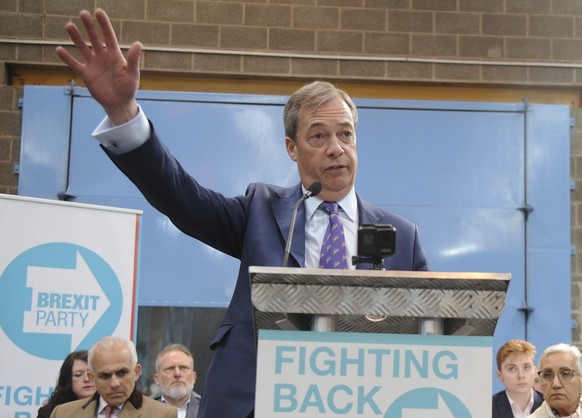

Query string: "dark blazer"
[[50, 389, 177, 418], [492, 389, 544, 418], [106, 128, 429, 418]]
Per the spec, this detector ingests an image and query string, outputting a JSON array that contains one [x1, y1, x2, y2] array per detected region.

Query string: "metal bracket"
[[517, 203, 534, 220]]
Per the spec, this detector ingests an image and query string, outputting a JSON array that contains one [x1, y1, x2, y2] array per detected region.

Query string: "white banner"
[[256, 330, 492, 418], [0, 194, 142, 418]]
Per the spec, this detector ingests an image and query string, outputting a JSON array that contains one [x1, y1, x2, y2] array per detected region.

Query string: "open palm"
[[56, 9, 141, 125]]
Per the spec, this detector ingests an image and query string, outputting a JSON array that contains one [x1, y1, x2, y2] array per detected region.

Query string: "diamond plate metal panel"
[[250, 267, 510, 336]]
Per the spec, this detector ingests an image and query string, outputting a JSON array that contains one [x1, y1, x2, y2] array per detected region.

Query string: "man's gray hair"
[[88, 336, 138, 371], [283, 80, 358, 142], [155, 343, 194, 372]]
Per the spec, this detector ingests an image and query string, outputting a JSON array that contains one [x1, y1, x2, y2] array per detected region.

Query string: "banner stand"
[[0, 194, 142, 418]]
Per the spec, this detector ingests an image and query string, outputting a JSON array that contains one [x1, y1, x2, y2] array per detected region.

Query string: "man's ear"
[[285, 137, 297, 161], [153, 373, 159, 385], [134, 363, 142, 381]]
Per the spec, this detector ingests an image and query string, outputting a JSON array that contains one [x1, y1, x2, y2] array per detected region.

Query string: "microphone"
[[282, 181, 323, 267]]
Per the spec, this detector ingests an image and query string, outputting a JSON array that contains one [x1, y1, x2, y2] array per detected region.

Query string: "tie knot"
[[105, 405, 117, 418], [320, 201, 339, 216]]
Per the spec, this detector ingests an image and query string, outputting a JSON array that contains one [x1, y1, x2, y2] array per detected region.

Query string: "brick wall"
[[1, 0, 582, 346]]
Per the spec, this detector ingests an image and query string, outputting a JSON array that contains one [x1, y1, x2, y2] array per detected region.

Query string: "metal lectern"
[[249, 267, 510, 337]]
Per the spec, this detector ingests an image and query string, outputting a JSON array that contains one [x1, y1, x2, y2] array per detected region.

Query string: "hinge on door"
[[517, 203, 534, 220], [57, 186, 77, 201]]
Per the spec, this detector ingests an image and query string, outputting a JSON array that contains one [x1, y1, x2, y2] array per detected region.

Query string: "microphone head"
[[308, 181, 323, 197]]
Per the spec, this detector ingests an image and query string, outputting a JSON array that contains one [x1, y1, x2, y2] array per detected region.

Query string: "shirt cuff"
[[92, 105, 150, 154]]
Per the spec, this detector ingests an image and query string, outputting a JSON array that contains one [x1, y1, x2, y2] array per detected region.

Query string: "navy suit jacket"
[[106, 127, 429, 418], [492, 390, 544, 418]]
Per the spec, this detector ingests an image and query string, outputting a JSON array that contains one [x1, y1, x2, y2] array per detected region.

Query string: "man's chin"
[[164, 385, 191, 400]]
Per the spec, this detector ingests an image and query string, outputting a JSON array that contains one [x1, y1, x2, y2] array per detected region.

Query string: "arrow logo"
[[401, 393, 456, 418], [23, 251, 111, 349]]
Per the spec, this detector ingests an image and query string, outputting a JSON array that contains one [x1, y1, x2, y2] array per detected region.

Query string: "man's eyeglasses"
[[537, 368, 579, 383]]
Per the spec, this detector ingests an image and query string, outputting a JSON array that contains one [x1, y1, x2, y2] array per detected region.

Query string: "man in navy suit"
[[56, 9, 429, 418], [492, 340, 544, 418]]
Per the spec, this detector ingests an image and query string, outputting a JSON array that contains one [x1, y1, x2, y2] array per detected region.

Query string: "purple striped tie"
[[319, 202, 348, 269]]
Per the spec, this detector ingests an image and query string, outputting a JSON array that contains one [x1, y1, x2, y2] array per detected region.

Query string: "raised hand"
[[56, 9, 142, 126]]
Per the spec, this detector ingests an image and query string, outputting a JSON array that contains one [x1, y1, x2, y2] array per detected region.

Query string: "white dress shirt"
[[507, 390, 535, 418], [160, 395, 188, 418], [97, 397, 122, 418]]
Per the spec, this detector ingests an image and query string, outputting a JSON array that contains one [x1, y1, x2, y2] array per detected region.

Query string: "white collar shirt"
[[507, 390, 535, 418], [160, 395, 189, 418], [97, 397, 123, 418]]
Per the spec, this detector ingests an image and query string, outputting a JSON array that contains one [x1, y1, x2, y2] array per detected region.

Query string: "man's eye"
[[339, 131, 354, 143]]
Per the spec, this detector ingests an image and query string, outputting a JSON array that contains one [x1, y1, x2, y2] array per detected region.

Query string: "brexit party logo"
[[0, 243, 122, 359]]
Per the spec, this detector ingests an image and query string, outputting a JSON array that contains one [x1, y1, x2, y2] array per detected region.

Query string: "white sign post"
[[256, 330, 492, 418], [0, 194, 142, 418]]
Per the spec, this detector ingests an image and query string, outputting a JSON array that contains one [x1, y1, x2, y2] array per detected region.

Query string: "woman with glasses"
[[528, 343, 582, 417], [37, 350, 96, 418]]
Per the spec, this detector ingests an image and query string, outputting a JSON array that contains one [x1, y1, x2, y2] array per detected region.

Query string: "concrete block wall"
[[1, 0, 582, 347]]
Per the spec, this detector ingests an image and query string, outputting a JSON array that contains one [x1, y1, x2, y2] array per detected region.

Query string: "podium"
[[250, 267, 510, 336], [251, 267, 510, 417]]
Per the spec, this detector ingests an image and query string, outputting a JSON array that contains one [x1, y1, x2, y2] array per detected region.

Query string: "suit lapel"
[[80, 397, 99, 418], [272, 184, 306, 267], [357, 195, 384, 225], [355, 195, 385, 270], [118, 401, 140, 418], [186, 392, 200, 418]]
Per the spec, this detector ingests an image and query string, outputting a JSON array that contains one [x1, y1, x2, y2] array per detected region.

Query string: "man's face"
[[89, 344, 141, 407], [538, 352, 581, 416], [154, 350, 196, 402], [496, 353, 536, 395], [286, 97, 357, 202]]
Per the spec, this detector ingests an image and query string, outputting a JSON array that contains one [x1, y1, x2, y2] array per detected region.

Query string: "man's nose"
[[327, 136, 344, 156], [110, 375, 120, 388]]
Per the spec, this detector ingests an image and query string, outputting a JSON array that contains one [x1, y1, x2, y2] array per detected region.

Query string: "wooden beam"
[[8, 63, 581, 107]]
